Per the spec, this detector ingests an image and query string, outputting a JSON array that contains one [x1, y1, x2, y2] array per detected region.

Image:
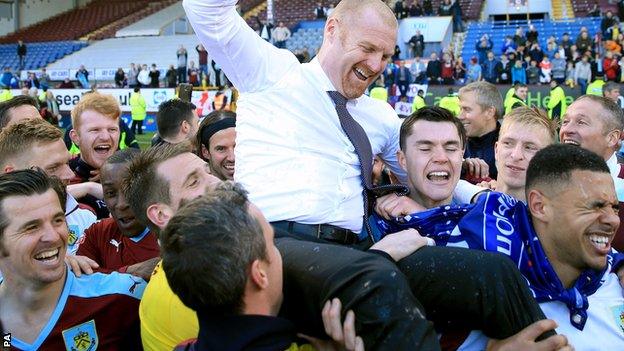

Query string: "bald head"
[[318, 0, 397, 99], [329, 0, 397, 30]]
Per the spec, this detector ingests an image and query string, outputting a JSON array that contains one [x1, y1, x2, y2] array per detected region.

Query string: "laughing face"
[[559, 98, 619, 160], [323, 7, 396, 99], [101, 162, 144, 237], [0, 189, 68, 286], [201, 127, 236, 181], [71, 110, 120, 169], [459, 91, 495, 138], [540, 171, 619, 279], [398, 120, 463, 208]]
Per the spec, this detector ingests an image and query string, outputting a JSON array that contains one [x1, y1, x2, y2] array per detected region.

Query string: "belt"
[[271, 221, 360, 245]]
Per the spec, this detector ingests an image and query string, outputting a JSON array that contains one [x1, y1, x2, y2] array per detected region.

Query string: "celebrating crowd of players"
[[0, 0, 623, 350]]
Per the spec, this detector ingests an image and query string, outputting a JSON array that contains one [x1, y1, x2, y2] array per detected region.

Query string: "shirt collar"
[[307, 57, 362, 107], [606, 152, 619, 176], [65, 194, 79, 216], [129, 228, 151, 243]]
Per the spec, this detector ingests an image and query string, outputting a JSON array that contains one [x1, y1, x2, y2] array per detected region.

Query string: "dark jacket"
[[174, 314, 302, 351], [464, 123, 500, 180]]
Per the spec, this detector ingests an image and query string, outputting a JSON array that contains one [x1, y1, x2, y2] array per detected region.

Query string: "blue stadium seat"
[[0, 40, 88, 71]]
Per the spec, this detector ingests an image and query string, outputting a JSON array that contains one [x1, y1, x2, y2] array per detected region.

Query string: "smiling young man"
[[0, 170, 146, 350], [76, 149, 159, 281], [196, 110, 236, 180], [377, 116, 622, 347], [69, 92, 121, 182], [68, 92, 121, 219], [494, 107, 557, 202], [0, 118, 97, 255], [122, 142, 221, 351], [559, 95, 624, 250]]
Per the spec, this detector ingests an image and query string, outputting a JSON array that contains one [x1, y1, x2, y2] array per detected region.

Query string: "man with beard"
[[196, 110, 236, 180], [183, 0, 564, 349], [76, 149, 159, 281]]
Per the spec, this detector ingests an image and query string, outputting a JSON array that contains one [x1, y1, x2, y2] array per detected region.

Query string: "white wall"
[[0, 16, 13, 37], [0, 0, 95, 37], [486, 0, 552, 16], [20, 0, 74, 28]]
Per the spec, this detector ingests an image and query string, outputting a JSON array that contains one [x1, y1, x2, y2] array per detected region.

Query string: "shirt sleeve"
[[453, 180, 489, 204], [183, 0, 299, 93], [379, 112, 408, 184], [75, 223, 102, 265]]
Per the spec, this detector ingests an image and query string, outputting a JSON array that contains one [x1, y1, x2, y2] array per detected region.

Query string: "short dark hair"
[[105, 148, 140, 166], [514, 83, 528, 89], [134, 87, 140, 93], [400, 106, 467, 150], [603, 81, 620, 95], [196, 110, 236, 157], [0, 169, 66, 256], [161, 182, 266, 316], [0, 95, 38, 129], [156, 99, 196, 139], [122, 141, 192, 233], [526, 144, 609, 195]]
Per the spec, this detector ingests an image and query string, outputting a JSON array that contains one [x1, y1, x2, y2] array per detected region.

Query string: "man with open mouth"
[[76, 149, 159, 281], [0, 170, 146, 350], [69, 91, 122, 219], [374, 108, 623, 348], [559, 95, 624, 251]]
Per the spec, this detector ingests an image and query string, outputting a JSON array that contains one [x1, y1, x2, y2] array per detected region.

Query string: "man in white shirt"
[[559, 94, 624, 251], [273, 21, 291, 49], [184, 0, 557, 348]]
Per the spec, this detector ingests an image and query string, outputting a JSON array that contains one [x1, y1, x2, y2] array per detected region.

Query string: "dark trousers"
[[131, 119, 143, 135], [398, 80, 409, 96], [177, 66, 187, 83], [275, 229, 552, 350]]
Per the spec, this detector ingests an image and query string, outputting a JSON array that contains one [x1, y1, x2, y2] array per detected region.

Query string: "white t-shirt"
[[459, 272, 624, 350]]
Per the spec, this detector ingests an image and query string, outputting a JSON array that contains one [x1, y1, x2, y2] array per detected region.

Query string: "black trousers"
[[131, 120, 143, 135], [275, 230, 552, 350]]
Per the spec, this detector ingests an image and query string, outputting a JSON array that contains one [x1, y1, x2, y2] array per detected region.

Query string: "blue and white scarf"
[[372, 191, 621, 330]]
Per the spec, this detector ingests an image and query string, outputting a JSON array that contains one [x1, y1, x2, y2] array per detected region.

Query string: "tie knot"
[[327, 91, 348, 107]]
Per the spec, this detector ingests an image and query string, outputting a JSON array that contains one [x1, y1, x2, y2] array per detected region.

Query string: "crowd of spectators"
[[377, 9, 624, 97]]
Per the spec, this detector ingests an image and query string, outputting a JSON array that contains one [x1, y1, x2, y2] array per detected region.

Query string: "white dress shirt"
[[185, 0, 405, 232], [184, 0, 480, 232]]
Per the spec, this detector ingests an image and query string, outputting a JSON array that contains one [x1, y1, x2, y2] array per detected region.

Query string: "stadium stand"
[[115, 2, 185, 37], [87, 0, 178, 40], [0, 41, 87, 71], [461, 17, 602, 63], [571, 0, 616, 17], [0, 0, 174, 43], [46, 35, 201, 72]]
